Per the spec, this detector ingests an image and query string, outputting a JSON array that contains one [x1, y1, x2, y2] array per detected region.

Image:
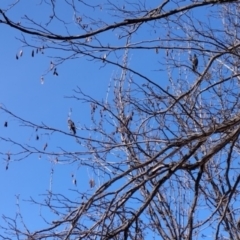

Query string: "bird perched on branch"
[[192, 54, 198, 72], [68, 119, 76, 135]]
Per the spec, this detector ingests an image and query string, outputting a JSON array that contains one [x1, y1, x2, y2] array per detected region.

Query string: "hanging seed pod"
[[16, 54, 19, 60], [36, 135, 39, 140], [40, 76, 44, 84], [50, 61, 54, 70], [89, 179, 95, 188], [68, 119, 76, 134], [32, 50, 34, 57], [73, 178, 77, 186], [4, 121, 8, 127], [155, 48, 159, 54], [6, 152, 10, 170], [53, 68, 58, 76], [19, 50, 23, 57], [102, 54, 106, 62], [43, 143, 48, 151], [40, 46, 44, 54]]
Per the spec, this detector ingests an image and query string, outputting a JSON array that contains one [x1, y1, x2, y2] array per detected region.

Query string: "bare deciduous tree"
[[1, 0, 240, 239]]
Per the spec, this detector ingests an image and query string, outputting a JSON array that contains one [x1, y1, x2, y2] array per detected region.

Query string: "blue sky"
[[0, 1, 153, 233], [0, 6, 112, 232]]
